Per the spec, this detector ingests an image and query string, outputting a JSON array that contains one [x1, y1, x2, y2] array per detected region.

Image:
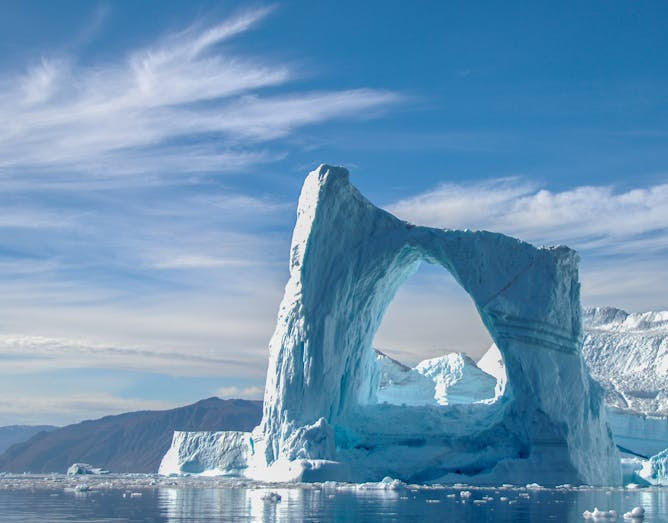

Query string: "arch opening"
[[371, 259, 501, 408]]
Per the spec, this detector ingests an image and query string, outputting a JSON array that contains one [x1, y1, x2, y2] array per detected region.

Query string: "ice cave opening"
[[372, 260, 501, 407]]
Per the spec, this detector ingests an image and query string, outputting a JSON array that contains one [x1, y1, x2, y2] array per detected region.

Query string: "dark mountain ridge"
[[0, 425, 57, 454], [0, 397, 262, 473]]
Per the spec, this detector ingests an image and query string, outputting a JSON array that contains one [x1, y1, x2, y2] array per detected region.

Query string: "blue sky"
[[0, 1, 667, 425]]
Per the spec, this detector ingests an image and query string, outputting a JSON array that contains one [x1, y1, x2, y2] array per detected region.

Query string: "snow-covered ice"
[[582, 307, 668, 417], [158, 431, 252, 476], [160, 164, 621, 486], [375, 350, 496, 406]]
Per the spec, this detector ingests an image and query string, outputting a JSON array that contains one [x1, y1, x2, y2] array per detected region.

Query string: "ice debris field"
[[158, 165, 667, 488], [0, 473, 664, 522]]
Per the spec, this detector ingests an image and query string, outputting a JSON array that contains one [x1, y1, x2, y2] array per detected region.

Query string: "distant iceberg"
[[376, 350, 496, 406], [160, 164, 621, 486], [67, 463, 108, 475], [159, 431, 251, 476], [640, 447, 668, 485], [582, 306, 668, 416]]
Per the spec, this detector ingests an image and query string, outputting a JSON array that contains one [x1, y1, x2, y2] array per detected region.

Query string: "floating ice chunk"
[[637, 447, 668, 485], [67, 463, 108, 475], [583, 507, 618, 520], [262, 492, 281, 502], [623, 506, 645, 520]]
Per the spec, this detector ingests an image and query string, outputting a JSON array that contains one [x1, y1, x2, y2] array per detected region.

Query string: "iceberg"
[[160, 164, 621, 486], [67, 463, 108, 475]]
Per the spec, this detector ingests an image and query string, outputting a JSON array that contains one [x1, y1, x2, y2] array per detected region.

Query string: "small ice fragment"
[[623, 506, 645, 520], [583, 507, 618, 520], [263, 492, 282, 502]]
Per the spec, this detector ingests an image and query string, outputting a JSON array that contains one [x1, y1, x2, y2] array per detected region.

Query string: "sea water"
[[0, 475, 666, 522]]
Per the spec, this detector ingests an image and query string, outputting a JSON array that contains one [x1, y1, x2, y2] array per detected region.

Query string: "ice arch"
[[251, 165, 620, 485]]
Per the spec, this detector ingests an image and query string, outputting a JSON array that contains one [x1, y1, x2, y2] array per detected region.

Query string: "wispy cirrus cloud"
[[0, 6, 400, 181], [0, 333, 265, 378]]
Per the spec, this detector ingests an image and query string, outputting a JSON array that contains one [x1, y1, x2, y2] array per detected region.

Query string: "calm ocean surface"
[[0, 475, 666, 522]]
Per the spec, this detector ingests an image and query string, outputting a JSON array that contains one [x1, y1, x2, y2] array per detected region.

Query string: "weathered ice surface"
[[479, 309, 668, 464], [606, 408, 668, 459], [162, 164, 621, 486], [582, 307, 668, 416], [479, 344, 668, 460], [639, 448, 668, 485], [159, 431, 252, 476]]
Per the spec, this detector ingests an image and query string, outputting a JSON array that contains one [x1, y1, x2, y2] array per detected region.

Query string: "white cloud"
[[387, 178, 668, 255], [0, 7, 400, 181], [216, 385, 264, 400]]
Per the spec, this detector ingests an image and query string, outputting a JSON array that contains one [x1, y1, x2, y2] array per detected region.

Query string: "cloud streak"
[[0, 333, 267, 379], [0, 7, 400, 181]]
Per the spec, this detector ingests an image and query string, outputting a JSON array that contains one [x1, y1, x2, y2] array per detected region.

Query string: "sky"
[[0, 1, 667, 425]]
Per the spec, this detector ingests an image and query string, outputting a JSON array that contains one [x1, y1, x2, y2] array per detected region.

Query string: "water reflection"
[[159, 486, 305, 522], [156, 485, 668, 523], [0, 477, 665, 522]]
